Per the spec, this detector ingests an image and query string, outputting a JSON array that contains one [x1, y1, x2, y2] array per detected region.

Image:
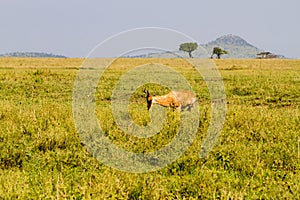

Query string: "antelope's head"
[[144, 90, 153, 110]]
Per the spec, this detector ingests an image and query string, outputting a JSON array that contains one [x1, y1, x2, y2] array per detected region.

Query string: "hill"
[[0, 52, 67, 58], [131, 34, 269, 59], [201, 34, 261, 58]]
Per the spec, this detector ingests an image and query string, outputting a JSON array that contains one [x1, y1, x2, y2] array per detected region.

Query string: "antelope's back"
[[172, 91, 197, 106]]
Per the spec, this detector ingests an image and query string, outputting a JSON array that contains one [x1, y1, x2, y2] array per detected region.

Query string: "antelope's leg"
[[149, 102, 155, 110], [177, 104, 182, 112]]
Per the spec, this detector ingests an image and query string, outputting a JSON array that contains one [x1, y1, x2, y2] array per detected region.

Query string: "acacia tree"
[[179, 42, 198, 58], [211, 47, 228, 59]]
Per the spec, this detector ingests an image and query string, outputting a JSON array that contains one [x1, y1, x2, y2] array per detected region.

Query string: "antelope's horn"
[[143, 89, 149, 95]]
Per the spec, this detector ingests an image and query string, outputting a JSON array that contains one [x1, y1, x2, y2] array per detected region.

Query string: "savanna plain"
[[0, 58, 299, 199]]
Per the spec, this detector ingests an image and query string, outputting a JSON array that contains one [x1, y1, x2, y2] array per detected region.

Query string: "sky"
[[0, 0, 299, 58]]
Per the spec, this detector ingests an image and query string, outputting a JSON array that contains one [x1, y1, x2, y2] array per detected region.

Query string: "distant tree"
[[179, 42, 198, 58], [211, 47, 228, 59], [257, 51, 278, 59]]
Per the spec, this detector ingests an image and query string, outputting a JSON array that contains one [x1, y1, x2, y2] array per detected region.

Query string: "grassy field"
[[0, 57, 299, 199]]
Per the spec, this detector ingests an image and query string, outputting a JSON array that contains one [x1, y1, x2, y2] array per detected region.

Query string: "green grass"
[[0, 58, 299, 199]]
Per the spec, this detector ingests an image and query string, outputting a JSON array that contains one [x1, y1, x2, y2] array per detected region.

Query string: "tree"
[[211, 47, 228, 59], [179, 42, 198, 58]]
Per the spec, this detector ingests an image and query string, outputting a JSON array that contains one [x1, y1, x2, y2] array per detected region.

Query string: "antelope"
[[144, 90, 197, 111]]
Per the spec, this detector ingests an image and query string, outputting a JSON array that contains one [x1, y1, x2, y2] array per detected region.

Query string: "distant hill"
[[0, 52, 67, 58], [130, 34, 281, 59], [201, 34, 261, 58]]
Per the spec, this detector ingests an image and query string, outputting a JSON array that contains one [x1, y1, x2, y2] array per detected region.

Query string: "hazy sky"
[[1, 0, 299, 58]]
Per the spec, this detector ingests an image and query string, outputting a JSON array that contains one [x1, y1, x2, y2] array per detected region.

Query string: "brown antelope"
[[144, 90, 197, 111]]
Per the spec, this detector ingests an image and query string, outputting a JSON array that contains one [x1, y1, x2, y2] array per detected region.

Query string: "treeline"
[[0, 52, 67, 58]]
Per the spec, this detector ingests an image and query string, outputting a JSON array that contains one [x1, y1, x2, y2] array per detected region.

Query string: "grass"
[[0, 58, 299, 199]]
